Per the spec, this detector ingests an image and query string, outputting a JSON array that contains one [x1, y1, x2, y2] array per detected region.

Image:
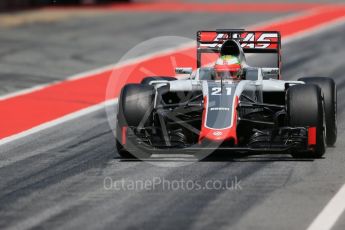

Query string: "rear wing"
[[197, 29, 281, 69]]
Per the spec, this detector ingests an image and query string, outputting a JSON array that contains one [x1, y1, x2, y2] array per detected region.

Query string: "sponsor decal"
[[213, 131, 223, 136], [210, 107, 230, 111]]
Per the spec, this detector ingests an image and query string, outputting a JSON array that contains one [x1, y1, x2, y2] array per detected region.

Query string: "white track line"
[[1, 17, 345, 148], [307, 184, 345, 230]]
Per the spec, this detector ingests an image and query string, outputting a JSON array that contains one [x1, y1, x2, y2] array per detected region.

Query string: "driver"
[[214, 55, 243, 80]]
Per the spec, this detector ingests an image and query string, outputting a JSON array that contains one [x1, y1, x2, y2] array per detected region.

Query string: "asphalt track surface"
[[1, 1, 345, 230]]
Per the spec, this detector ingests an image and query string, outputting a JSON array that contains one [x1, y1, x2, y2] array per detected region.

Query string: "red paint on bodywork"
[[122, 126, 128, 145], [308, 126, 317, 146]]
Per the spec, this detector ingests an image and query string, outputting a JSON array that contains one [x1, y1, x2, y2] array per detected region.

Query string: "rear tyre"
[[116, 84, 154, 159], [287, 84, 326, 158], [298, 77, 337, 146], [141, 76, 176, 85]]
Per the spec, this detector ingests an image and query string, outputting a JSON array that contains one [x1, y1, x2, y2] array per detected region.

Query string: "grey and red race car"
[[116, 29, 337, 159]]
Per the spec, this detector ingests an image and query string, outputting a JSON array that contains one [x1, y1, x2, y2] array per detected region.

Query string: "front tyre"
[[298, 77, 337, 146], [287, 84, 326, 158], [116, 84, 154, 159]]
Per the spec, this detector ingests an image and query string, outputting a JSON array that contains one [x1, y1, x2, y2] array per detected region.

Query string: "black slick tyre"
[[287, 84, 326, 158], [298, 77, 337, 146]]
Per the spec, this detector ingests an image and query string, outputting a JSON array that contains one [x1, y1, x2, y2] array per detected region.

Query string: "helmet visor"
[[215, 64, 241, 79], [216, 70, 239, 79]]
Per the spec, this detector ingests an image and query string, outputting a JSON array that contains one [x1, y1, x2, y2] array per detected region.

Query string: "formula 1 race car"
[[116, 29, 337, 159]]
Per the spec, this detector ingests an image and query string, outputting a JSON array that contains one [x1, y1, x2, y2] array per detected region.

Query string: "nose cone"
[[198, 87, 239, 145]]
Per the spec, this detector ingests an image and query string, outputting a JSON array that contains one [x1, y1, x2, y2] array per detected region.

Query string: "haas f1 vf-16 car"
[[116, 30, 337, 159]]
